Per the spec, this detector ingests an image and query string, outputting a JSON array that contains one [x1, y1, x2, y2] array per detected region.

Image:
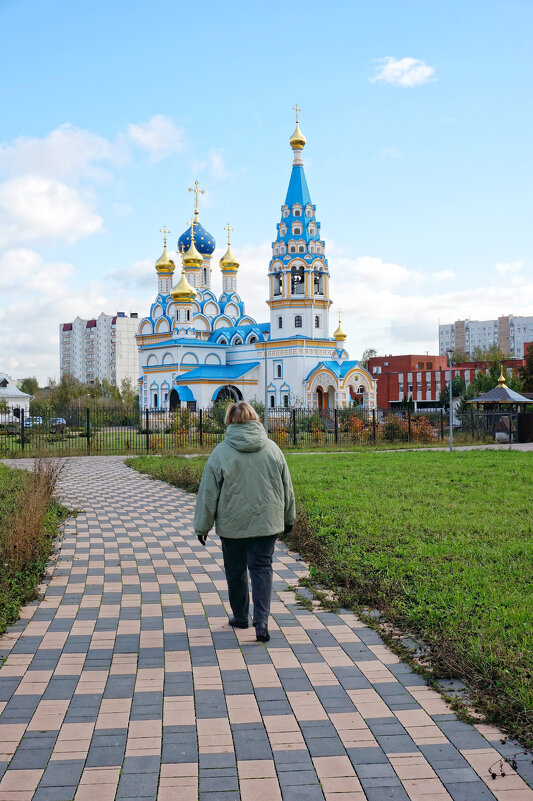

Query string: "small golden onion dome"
[[289, 120, 306, 150], [155, 245, 174, 274], [333, 319, 347, 342], [183, 235, 203, 268], [219, 244, 239, 272], [498, 367, 507, 386], [171, 271, 197, 303]]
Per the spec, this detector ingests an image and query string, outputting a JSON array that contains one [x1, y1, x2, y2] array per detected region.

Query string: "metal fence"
[[0, 405, 527, 457]]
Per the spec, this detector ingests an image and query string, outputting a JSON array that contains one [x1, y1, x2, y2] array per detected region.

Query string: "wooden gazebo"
[[467, 369, 533, 442]]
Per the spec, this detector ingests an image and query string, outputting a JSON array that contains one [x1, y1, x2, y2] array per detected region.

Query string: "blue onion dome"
[[178, 218, 216, 256]]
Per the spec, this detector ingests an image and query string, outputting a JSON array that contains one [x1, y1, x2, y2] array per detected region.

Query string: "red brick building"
[[368, 348, 529, 410]]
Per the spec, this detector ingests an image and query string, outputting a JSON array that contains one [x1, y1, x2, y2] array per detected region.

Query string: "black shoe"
[[255, 625, 270, 643], [229, 616, 249, 629]]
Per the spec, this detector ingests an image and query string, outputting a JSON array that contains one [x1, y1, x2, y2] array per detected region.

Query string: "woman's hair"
[[225, 401, 260, 425]]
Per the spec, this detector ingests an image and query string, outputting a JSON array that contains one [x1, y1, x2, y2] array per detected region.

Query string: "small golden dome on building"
[[219, 223, 239, 271], [289, 120, 306, 150], [333, 311, 347, 342], [171, 271, 197, 303], [183, 226, 203, 268], [155, 245, 175, 275]]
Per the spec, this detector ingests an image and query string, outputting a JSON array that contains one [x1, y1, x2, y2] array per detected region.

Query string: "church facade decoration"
[[136, 112, 377, 412]]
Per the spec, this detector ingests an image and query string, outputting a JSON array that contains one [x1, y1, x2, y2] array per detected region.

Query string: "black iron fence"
[[0, 406, 527, 457]]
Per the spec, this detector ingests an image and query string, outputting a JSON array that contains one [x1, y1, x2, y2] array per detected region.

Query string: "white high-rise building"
[[59, 312, 139, 386], [439, 315, 533, 358]]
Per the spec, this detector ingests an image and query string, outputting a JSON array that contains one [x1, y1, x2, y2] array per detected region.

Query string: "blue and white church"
[[136, 114, 377, 412]]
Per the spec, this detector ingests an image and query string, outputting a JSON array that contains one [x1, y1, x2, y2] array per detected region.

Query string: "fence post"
[[86, 408, 90, 453], [145, 409, 150, 452], [372, 408, 376, 444], [407, 408, 411, 442], [440, 408, 444, 440], [470, 406, 474, 440], [334, 408, 338, 444], [292, 409, 297, 446], [20, 409, 25, 451], [509, 412, 513, 444], [199, 408, 203, 448]]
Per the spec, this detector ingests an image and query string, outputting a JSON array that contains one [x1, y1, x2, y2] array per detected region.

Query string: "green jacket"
[[194, 420, 296, 539]]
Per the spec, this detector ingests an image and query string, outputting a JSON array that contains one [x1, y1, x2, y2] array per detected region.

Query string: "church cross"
[[159, 225, 170, 247], [293, 103, 301, 123], [188, 180, 205, 213], [224, 222, 233, 245]]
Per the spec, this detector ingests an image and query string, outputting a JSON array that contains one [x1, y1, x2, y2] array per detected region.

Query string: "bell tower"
[[267, 107, 332, 342]]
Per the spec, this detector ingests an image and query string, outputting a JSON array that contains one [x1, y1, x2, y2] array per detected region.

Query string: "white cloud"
[[108, 257, 155, 289], [434, 269, 456, 281], [495, 260, 523, 276], [381, 146, 405, 159], [0, 123, 125, 182], [371, 57, 436, 87], [0, 175, 102, 247], [127, 115, 185, 161]]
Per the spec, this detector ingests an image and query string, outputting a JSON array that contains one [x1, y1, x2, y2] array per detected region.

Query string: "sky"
[[1, 0, 532, 383]]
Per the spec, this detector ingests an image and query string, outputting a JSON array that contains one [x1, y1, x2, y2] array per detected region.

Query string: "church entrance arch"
[[213, 385, 243, 403], [316, 386, 324, 411], [169, 388, 180, 411]]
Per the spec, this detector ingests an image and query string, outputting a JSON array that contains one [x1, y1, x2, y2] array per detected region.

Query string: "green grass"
[[0, 464, 69, 635], [127, 449, 533, 746]]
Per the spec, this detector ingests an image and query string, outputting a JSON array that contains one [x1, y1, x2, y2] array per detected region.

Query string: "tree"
[[439, 376, 466, 410], [0, 398, 8, 414], [19, 377, 39, 395], [519, 343, 533, 391], [120, 378, 138, 406], [361, 348, 377, 366], [452, 348, 470, 364], [471, 344, 508, 362]]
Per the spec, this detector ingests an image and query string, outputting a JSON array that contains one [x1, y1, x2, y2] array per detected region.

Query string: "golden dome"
[[289, 120, 306, 150], [171, 271, 197, 303], [333, 315, 347, 342], [219, 244, 239, 272], [183, 232, 203, 268], [155, 245, 175, 275]]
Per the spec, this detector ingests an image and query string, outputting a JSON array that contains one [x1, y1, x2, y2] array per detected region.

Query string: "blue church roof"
[[305, 360, 362, 382], [285, 165, 311, 207], [176, 362, 260, 382], [178, 220, 216, 255]]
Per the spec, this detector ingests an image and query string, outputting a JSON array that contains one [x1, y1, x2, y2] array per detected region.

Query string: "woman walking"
[[194, 401, 295, 642]]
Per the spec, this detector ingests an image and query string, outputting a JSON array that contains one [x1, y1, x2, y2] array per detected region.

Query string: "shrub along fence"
[[0, 405, 524, 457]]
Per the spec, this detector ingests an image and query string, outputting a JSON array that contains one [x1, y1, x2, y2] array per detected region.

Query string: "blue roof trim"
[[140, 338, 226, 349], [285, 165, 311, 207], [175, 361, 260, 382], [173, 385, 195, 402], [305, 360, 361, 382]]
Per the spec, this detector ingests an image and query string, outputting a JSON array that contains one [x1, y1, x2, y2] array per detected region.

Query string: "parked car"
[[49, 417, 67, 432], [23, 416, 43, 428]]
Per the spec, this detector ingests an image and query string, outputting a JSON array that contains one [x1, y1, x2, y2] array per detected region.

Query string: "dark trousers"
[[220, 535, 277, 627]]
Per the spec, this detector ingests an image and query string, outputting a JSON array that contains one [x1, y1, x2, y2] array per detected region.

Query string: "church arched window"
[[315, 315, 320, 328], [291, 264, 304, 294], [283, 394, 289, 408], [294, 209, 301, 217], [270, 395, 275, 407], [298, 246, 305, 253], [219, 338, 227, 345], [358, 385, 365, 394], [293, 223, 302, 235], [274, 246, 279, 256], [289, 245, 296, 253], [234, 338, 242, 345], [278, 316, 283, 329], [249, 336, 257, 343], [277, 364, 282, 378], [295, 315, 302, 328]]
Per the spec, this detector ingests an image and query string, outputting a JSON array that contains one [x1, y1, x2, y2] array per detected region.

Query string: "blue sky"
[[1, 0, 532, 381]]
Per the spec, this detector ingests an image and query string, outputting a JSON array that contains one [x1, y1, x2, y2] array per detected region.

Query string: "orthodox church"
[[136, 113, 377, 412]]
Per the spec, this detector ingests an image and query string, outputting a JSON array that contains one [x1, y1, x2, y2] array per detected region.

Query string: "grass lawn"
[[0, 463, 68, 635], [128, 449, 533, 746]]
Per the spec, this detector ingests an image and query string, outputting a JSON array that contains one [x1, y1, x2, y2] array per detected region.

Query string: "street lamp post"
[[264, 332, 270, 433], [447, 349, 454, 452]]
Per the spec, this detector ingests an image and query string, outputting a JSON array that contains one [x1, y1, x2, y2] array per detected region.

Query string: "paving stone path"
[[0, 456, 531, 801]]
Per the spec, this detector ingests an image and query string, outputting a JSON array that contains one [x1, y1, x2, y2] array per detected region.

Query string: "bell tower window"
[[291, 264, 304, 294], [315, 315, 320, 328], [278, 316, 283, 329], [295, 315, 302, 328]]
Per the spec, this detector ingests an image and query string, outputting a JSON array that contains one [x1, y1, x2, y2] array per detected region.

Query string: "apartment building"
[[439, 315, 533, 358], [59, 312, 139, 386]]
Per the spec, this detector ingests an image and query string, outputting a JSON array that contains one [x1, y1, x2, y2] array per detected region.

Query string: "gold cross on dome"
[[338, 307, 342, 322], [293, 103, 301, 123], [188, 180, 205, 213], [159, 225, 170, 247], [224, 222, 233, 245]]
